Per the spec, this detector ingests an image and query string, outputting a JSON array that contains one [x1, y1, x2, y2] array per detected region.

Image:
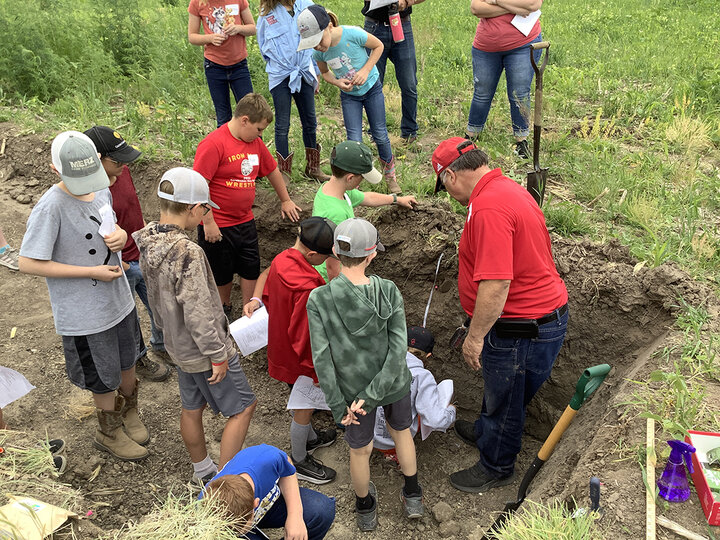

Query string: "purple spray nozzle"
[[658, 440, 696, 502]]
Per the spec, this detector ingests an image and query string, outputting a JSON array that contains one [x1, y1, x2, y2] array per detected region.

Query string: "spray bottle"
[[657, 440, 696, 502]]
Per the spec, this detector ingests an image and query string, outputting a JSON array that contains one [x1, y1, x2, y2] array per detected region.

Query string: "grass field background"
[[0, 0, 718, 279]]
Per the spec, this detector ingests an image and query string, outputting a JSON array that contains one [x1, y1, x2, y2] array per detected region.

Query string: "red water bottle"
[[388, 3, 405, 43]]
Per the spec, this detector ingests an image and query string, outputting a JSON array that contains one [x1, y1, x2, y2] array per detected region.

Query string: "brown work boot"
[[119, 380, 150, 445], [304, 144, 330, 182], [276, 151, 293, 187], [380, 157, 402, 194], [94, 397, 149, 461], [136, 354, 170, 382]]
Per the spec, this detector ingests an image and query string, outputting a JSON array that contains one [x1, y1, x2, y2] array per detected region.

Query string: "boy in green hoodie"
[[306, 218, 424, 532]]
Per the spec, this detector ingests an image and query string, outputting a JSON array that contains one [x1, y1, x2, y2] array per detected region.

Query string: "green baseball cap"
[[330, 141, 382, 184]]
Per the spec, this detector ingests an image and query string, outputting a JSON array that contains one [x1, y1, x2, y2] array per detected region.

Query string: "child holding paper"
[[133, 167, 256, 486], [243, 217, 338, 484]]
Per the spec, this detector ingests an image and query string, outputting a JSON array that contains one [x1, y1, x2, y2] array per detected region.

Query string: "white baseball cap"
[[296, 5, 330, 51], [157, 167, 219, 209], [51, 131, 110, 195]]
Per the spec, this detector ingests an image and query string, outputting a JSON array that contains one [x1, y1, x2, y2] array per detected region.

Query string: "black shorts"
[[345, 392, 413, 449], [198, 220, 261, 286]]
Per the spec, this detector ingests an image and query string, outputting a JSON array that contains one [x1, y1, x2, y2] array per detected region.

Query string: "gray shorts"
[[177, 354, 256, 417], [61, 308, 140, 394], [345, 392, 412, 449]]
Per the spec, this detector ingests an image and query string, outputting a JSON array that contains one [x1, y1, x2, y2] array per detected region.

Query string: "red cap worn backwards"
[[431, 137, 477, 194]]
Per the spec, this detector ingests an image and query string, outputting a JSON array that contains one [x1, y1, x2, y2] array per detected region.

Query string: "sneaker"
[[294, 454, 337, 485], [449, 463, 515, 493], [53, 455, 67, 475], [223, 304, 233, 319], [0, 246, 19, 271], [401, 487, 424, 519], [307, 428, 337, 454], [356, 481, 378, 532], [190, 471, 217, 492], [135, 354, 170, 382], [454, 419, 478, 447], [48, 438, 66, 455], [514, 140, 530, 159], [152, 349, 175, 367]]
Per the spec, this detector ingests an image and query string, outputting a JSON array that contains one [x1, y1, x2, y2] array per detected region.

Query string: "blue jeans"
[[363, 18, 418, 138], [204, 58, 254, 127], [473, 307, 568, 477], [247, 488, 335, 540], [341, 80, 393, 164], [269, 77, 317, 158], [125, 261, 165, 355], [467, 34, 542, 137]]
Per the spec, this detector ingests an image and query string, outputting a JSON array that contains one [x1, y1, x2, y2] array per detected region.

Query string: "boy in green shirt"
[[307, 218, 424, 532], [312, 141, 417, 281]]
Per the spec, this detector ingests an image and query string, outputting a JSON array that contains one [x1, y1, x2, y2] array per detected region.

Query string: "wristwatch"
[[392, 193, 398, 204]]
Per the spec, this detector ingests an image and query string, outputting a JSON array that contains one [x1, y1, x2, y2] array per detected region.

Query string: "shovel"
[[526, 41, 550, 207], [481, 363, 612, 540]]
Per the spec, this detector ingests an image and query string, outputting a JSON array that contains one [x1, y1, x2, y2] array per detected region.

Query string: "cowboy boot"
[[276, 151, 293, 187], [94, 396, 149, 461], [380, 156, 402, 194], [304, 144, 330, 182], [119, 379, 150, 445]]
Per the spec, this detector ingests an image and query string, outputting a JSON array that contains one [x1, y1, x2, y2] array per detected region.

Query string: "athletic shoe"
[[0, 247, 19, 271], [294, 454, 336, 485], [223, 304, 233, 319], [514, 140, 530, 159], [190, 471, 217, 492], [48, 438, 66, 455], [449, 463, 514, 493], [356, 481, 378, 532], [307, 428, 337, 454], [135, 354, 170, 382], [453, 419, 478, 447], [152, 349, 176, 367], [53, 455, 67, 475], [401, 487, 424, 519]]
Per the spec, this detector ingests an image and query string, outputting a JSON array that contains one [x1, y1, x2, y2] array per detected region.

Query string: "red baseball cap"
[[431, 137, 477, 193]]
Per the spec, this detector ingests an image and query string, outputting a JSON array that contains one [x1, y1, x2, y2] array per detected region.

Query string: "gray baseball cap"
[[51, 131, 110, 196], [297, 5, 330, 51], [334, 218, 385, 258], [157, 167, 219, 209]]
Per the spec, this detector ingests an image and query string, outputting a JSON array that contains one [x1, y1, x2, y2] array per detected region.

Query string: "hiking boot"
[[119, 380, 150, 445], [304, 145, 330, 182], [454, 419, 478, 447], [53, 455, 67, 475], [307, 428, 337, 454], [449, 462, 514, 493], [94, 401, 149, 462], [152, 348, 175, 367], [0, 246, 19, 271], [136, 354, 170, 382], [294, 453, 337, 485], [276, 151, 293, 187], [380, 157, 402, 194], [356, 481, 378, 532], [514, 140, 530, 159], [401, 487, 424, 519]]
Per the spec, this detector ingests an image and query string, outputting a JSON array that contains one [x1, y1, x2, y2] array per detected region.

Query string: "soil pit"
[[0, 125, 717, 539]]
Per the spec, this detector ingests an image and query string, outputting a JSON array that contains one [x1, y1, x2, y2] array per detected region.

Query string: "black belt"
[[534, 303, 568, 325], [365, 15, 410, 26]]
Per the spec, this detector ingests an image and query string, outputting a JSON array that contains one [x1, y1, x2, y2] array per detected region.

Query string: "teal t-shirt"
[[312, 185, 365, 280], [313, 26, 379, 96]]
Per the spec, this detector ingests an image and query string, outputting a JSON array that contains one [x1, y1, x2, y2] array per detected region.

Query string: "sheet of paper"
[[0, 366, 35, 408], [419, 379, 454, 440], [286, 375, 330, 411], [368, 0, 396, 10], [511, 10, 541, 37], [97, 203, 116, 237], [229, 307, 269, 356]]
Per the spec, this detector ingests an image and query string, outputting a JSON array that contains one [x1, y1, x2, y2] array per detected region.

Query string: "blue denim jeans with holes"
[[204, 58, 254, 127], [473, 307, 568, 478], [340, 79, 393, 163], [467, 34, 542, 137], [363, 18, 418, 138], [125, 261, 165, 355]]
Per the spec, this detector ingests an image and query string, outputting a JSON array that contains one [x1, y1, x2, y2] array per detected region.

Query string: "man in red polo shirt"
[[431, 137, 568, 493]]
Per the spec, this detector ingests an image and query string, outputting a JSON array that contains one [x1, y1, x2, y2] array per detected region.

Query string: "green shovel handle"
[[569, 364, 611, 410]]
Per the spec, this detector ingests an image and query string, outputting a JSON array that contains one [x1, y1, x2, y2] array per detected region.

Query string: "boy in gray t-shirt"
[[19, 131, 150, 462]]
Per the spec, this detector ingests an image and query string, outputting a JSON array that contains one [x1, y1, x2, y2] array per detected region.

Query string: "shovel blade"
[[526, 168, 548, 207], [481, 501, 523, 540]]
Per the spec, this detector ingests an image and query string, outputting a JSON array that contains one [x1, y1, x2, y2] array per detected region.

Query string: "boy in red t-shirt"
[[243, 217, 338, 485], [193, 93, 302, 316]]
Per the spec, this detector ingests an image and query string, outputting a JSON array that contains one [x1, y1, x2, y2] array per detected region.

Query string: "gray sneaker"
[[135, 354, 170, 382], [401, 487, 424, 519], [294, 453, 337, 485], [0, 246, 19, 271], [356, 481, 378, 532]]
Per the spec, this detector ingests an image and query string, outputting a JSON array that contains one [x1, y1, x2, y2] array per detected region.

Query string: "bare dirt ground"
[[1, 122, 718, 539]]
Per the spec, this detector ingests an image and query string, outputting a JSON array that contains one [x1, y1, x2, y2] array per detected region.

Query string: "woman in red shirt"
[[188, 0, 257, 127], [466, 0, 543, 159]]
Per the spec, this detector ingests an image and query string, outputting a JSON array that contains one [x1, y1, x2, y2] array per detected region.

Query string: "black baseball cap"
[[299, 216, 337, 255], [84, 126, 142, 164], [407, 326, 435, 354]]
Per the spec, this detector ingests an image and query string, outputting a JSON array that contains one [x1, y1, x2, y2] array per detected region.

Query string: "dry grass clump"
[[665, 115, 711, 154]]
